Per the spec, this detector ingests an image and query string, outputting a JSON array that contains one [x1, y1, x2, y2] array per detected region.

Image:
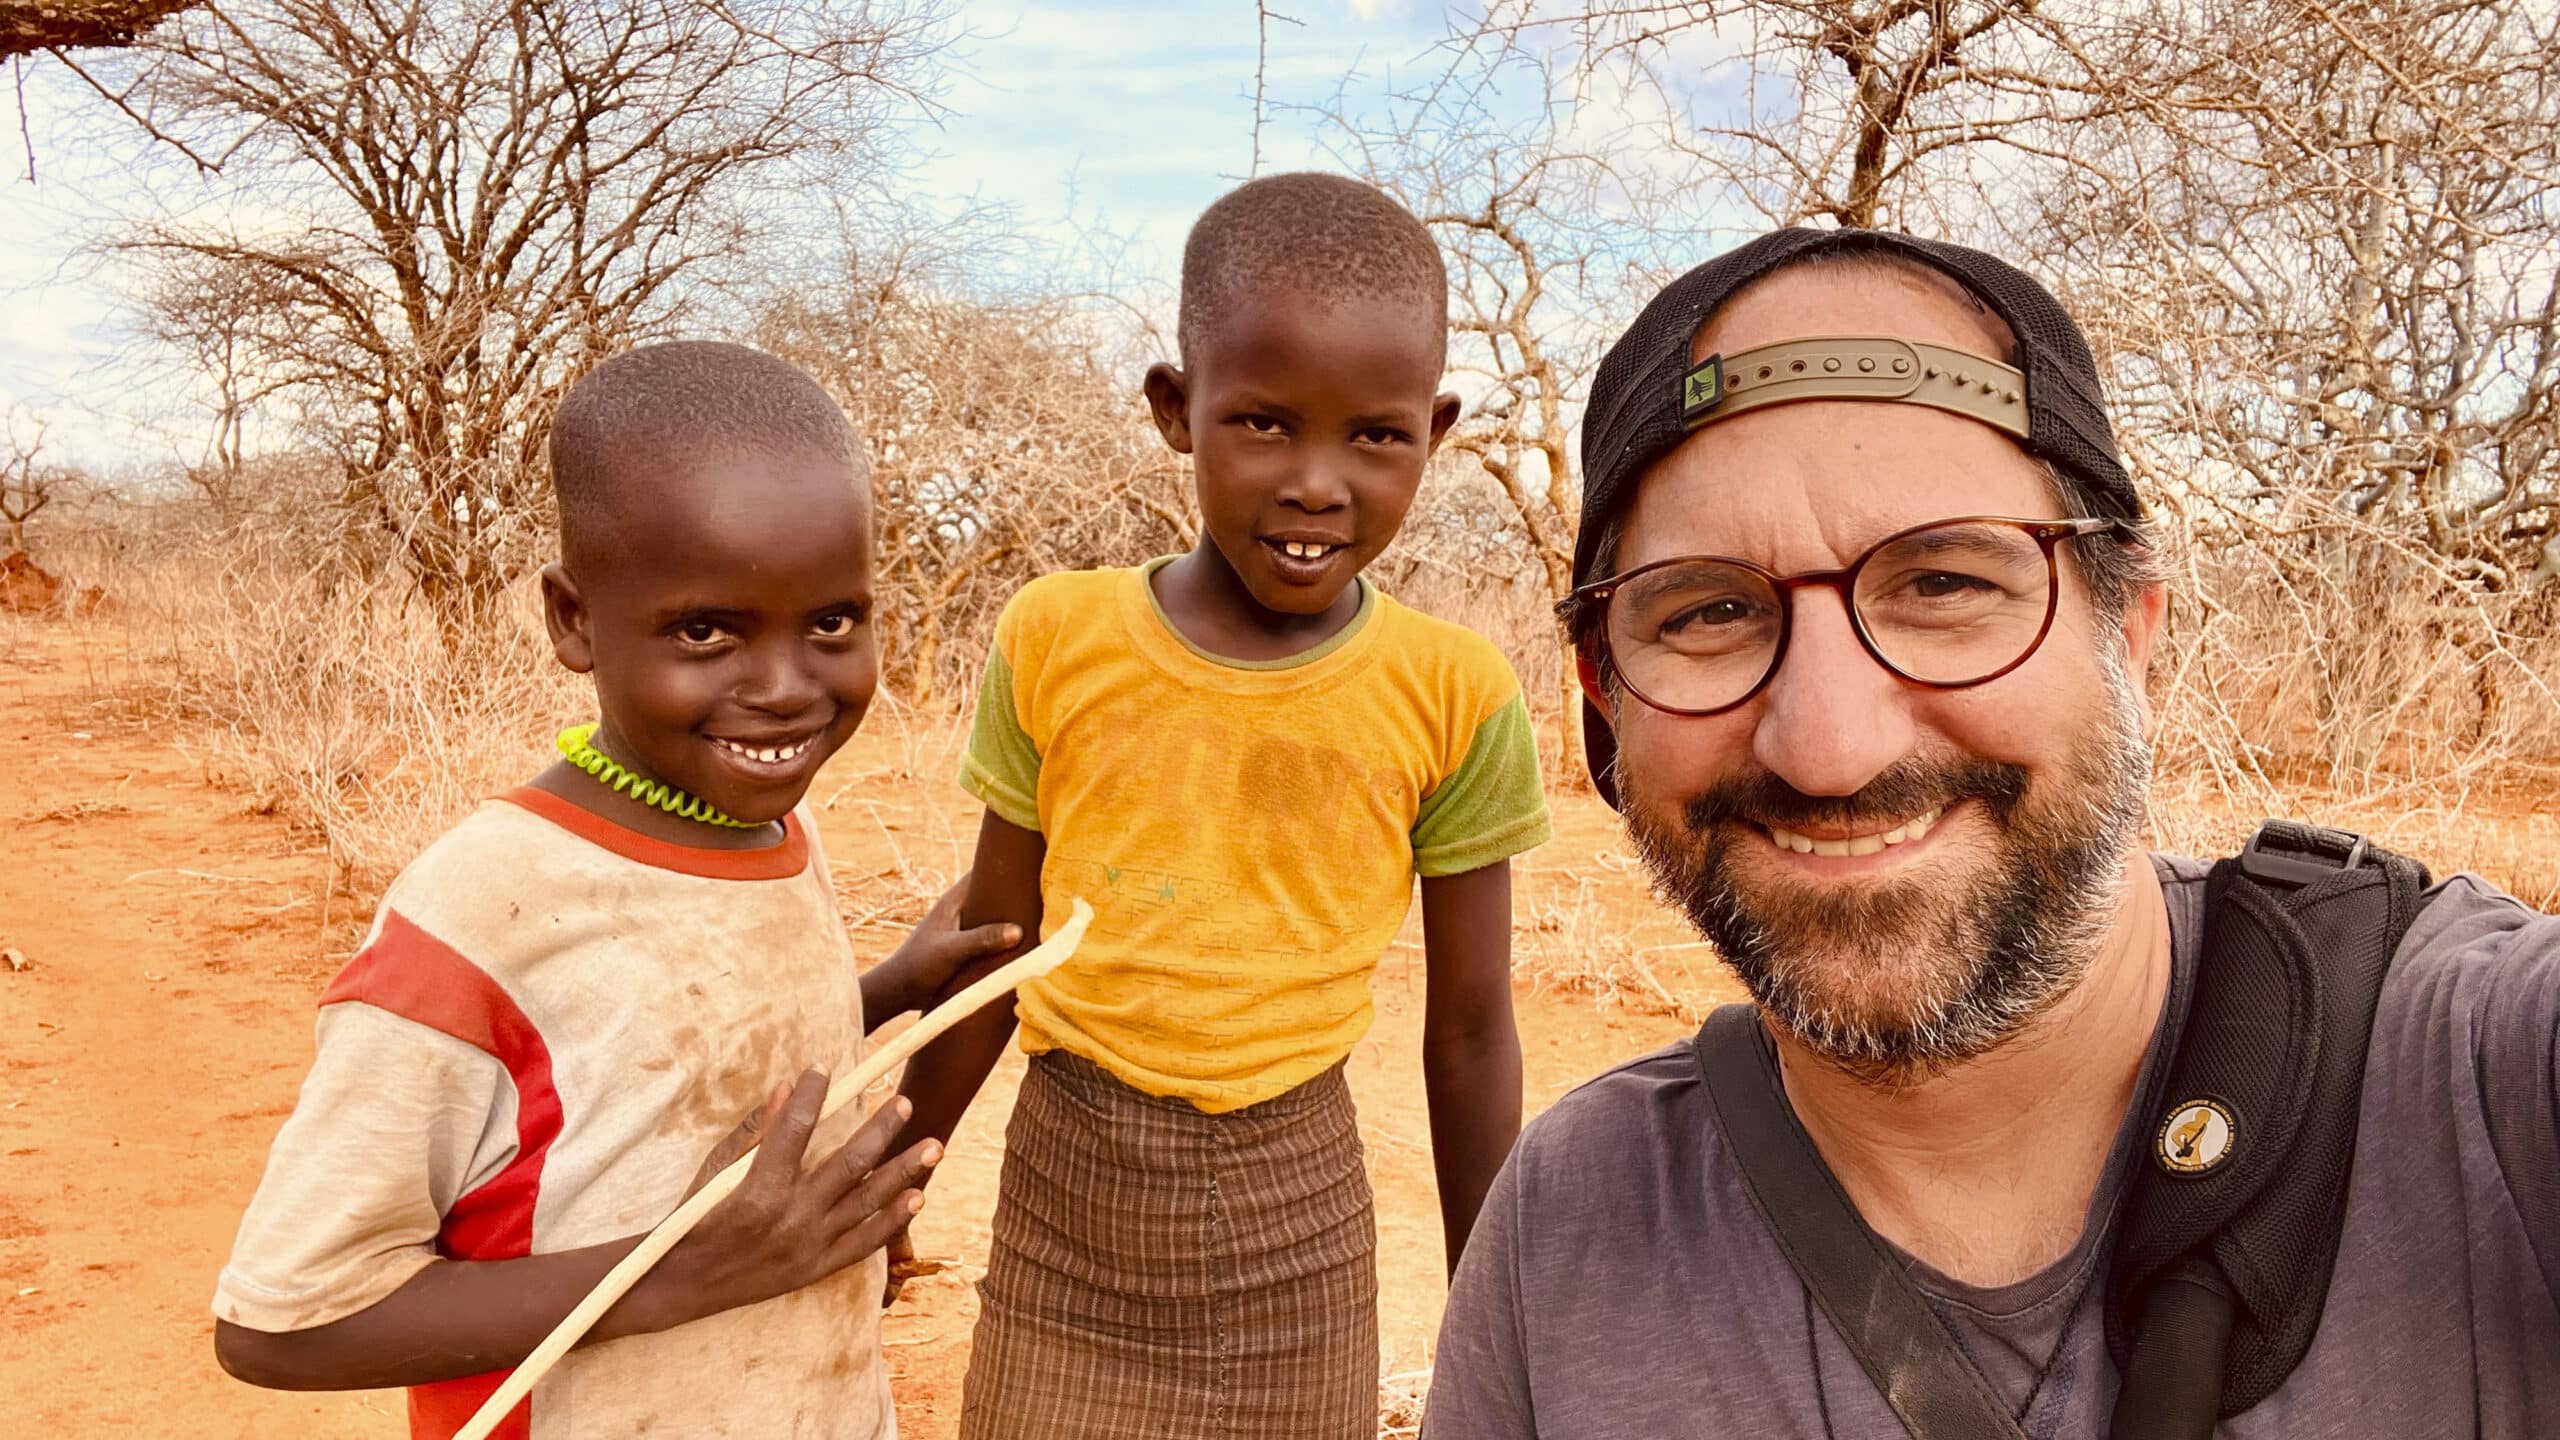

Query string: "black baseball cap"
[[1570, 227, 2144, 809]]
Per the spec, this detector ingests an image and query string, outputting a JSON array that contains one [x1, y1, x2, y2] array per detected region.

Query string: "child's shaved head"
[[550, 340, 864, 568], [1177, 172, 1447, 369]]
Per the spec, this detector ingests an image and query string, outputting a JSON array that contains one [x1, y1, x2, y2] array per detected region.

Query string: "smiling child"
[[887, 173, 1552, 1438], [210, 341, 1018, 1439]]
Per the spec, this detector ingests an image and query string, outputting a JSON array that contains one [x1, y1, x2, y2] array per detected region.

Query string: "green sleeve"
[[1412, 692, 1551, 877], [956, 644, 1042, 832]]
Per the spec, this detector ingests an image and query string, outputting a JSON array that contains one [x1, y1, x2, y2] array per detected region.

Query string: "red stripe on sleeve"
[[321, 909, 562, 1440], [409, 1372, 530, 1440]]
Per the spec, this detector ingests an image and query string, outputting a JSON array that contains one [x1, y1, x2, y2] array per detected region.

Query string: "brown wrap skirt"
[[957, 1050, 1379, 1439]]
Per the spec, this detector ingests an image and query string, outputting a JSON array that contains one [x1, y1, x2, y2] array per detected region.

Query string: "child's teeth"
[[720, 738, 807, 764]]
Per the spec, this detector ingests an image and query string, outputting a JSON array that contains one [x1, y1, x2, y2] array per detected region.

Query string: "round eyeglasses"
[[1561, 515, 2140, 717]]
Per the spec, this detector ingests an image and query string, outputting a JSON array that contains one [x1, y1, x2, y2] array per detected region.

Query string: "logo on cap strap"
[[1676, 335, 2029, 441], [1679, 358, 1726, 425]]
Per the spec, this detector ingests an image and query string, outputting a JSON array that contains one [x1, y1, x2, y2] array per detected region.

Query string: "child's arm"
[[215, 1074, 934, 1390], [860, 873, 1025, 1029], [1420, 858, 1525, 1277], [883, 810, 1047, 1163]]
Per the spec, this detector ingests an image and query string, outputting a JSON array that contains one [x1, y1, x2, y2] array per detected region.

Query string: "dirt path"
[[0, 621, 1720, 1436]]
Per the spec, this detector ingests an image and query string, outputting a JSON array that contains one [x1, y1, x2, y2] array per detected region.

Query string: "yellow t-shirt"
[[959, 560, 1550, 1112]]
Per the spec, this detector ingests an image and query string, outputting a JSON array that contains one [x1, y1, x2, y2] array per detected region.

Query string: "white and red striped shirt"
[[215, 787, 893, 1440]]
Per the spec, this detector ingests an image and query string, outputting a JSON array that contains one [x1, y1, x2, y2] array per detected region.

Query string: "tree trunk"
[[1556, 648, 1589, 793]]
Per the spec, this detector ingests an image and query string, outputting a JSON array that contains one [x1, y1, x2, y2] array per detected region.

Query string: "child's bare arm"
[[885, 811, 1047, 1163], [1420, 859, 1525, 1276], [215, 1074, 936, 1391]]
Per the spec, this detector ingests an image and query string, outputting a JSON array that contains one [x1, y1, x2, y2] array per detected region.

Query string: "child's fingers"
[[880, 1229, 926, 1307], [949, 921, 1023, 957], [685, 1079, 792, 1196], [822, 1188, 928, 1278], [926, 873, 971, 924], [811, 1096, 913, 1201], [824, 1136, 940, 1233], [745, 1068, 829, 1184]]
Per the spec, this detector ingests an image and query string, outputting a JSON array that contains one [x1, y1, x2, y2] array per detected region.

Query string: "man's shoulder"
[[1510, 1035, 1715, 1189], [2402, 870, 2555, 961]]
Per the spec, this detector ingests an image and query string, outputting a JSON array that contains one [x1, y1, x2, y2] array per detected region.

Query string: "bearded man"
[[1423, 229, 2560, 1438]]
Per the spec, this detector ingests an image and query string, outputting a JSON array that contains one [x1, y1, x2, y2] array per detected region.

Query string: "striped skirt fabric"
[[957, 1050, 1380, 1439]]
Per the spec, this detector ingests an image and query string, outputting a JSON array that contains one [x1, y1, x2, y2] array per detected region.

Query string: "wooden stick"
[[454, 897, 1094, 1440]]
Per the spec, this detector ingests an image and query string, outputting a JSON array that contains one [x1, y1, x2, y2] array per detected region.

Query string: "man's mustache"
[[1681, 756, 2031, 836]]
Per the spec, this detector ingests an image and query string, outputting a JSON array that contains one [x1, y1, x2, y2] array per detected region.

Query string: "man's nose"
[[1749, 589, 1917, 797]]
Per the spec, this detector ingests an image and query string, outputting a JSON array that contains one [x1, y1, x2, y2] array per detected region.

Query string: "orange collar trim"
[[497, 785, 810, 881]]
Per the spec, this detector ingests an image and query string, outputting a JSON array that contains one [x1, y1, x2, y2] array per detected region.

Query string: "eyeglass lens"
[[1606, 520, 2058, 713]]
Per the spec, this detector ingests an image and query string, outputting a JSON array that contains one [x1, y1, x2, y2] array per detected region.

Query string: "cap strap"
[[1679, 335, 2028, 440]]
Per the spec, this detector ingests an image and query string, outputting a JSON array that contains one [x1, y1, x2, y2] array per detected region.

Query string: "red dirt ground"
[[0, 624, 1724, 1437]]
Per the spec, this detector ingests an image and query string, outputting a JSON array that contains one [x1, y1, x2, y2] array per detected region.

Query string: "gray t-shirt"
[[1426, 856, 2560, 1437]]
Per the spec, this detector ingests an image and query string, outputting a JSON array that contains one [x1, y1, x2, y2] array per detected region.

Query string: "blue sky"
[[0, 0, 1482, 467]]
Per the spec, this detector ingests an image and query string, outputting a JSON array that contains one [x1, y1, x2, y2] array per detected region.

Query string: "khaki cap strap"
[[1678, 335, 2029, 440]]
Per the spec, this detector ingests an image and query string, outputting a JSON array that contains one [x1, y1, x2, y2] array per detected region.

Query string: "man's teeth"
[[1278, 541, 1340, 560], [713, 737, 811, 765], [1765, 807, 1945, 858]]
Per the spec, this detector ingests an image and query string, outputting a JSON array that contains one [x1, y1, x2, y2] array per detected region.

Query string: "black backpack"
[[1695, 820, 2434, 1438]]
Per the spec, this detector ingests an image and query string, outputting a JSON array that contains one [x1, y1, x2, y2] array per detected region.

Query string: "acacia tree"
[[1459, 0, 2146, 230], [2028, 0, 2559, 584], [2015, 0, 2560, 766], [90, 0, 948, 621], [1, 414, 50, 552]]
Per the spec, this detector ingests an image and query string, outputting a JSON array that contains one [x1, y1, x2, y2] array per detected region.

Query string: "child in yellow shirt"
[[890, 173, 1551, 1439]]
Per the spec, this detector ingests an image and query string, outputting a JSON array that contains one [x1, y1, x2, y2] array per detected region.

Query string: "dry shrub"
[[2143, 501, 2560, 904], [60, 488, 578, 898], [756, 236, 1196, 709]]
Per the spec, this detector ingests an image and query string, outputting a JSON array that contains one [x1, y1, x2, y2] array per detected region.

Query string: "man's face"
[[1604, 267, 2163, 1078]]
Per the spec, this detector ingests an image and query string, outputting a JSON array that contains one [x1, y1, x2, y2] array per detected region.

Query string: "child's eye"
[[810, 610, 866, 640], [1356, 426, 1411, 447], [674, 620, 730, 647], [1238, 414, 1286, 435]]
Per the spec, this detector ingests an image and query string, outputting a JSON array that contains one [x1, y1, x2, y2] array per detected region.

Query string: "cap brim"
[[1582, 696, 1622, 811]]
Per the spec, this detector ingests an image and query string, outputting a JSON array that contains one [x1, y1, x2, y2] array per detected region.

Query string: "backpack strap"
[[1693, 1004, 2028, 1440], [2105, 820, 2430, 1435]]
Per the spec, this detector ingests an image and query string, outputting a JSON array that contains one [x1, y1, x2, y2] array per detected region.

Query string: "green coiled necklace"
[[555, 722, 761, 830]]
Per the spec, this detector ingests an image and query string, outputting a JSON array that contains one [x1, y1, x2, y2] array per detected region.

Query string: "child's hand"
[[879, 1228, 949, 1307], [662, 1072, 940, 1322], [866, 873, 1024, 1021]]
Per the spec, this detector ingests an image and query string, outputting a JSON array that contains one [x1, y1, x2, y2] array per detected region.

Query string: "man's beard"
[[1622, 660, 2151, 1084]]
